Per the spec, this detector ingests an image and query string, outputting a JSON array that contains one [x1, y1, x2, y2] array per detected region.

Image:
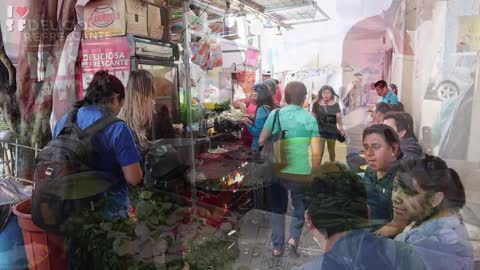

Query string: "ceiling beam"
[[304, 0, 330, 20], [190, 0, 226, 16], [229, 0, 293, 29], [264, 2, 311, 13], [287, 18, 329, 25]]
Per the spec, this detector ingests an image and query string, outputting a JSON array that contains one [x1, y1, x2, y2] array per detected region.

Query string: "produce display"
[[63, 190, 240, 270], [195, 161, 270, 191], [219, 109, 251, 122], [213, 100, 231, 113], [208, 146, 229, 154]]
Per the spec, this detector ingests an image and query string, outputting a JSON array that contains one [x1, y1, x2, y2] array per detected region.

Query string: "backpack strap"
[[271, 109, 282, 132], [276, 109, 282, 131], [59, 109, 82, 136], [81, 112, 123, 139]]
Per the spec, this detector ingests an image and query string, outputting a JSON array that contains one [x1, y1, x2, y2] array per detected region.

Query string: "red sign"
[[78, 36, 131, 99], [88, 5, 120, 28]]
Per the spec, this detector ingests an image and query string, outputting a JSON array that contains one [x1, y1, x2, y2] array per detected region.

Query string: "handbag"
[[336, 129, 346, 143], [260, 109, 288, 175]]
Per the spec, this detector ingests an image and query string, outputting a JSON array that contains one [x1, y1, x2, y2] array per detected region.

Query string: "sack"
[[144, 141, 188, 189], [261, 109, 288, 175], [32, 109, 121, 232]]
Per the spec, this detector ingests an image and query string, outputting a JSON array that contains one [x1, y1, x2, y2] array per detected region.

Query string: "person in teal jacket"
[[241, 83, 276, 151], [374, 80, 399, 105]]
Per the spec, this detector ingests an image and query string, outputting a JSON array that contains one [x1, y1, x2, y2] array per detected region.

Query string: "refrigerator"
[[127, 35, 180, 130]]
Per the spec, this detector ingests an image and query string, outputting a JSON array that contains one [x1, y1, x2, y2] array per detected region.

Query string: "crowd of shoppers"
[[47, 70, 473, 270]]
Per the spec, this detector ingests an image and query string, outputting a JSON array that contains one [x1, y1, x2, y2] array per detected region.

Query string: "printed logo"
[[88, 5, 119, 28], [15, 6, 29, 17]]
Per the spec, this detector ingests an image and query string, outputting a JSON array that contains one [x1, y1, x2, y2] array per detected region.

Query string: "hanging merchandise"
[[244, 48, 259, 68], [233, 70, 256, 97], [208, 40, 223, 69], [191, 40, 209, 68], [190, 38, 224, 70]]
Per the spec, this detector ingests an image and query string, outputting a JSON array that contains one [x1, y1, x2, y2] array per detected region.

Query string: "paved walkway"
[[234, 209, 322, 270]]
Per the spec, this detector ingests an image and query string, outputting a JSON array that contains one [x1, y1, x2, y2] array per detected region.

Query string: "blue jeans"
[[269, 177, 309, 250]]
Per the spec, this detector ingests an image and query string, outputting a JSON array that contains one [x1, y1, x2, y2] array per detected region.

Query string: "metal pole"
[[467, 51, 480, 161], [14, 139, 18, 179], [258, 35, 262, 82], [183, 0, 197, 210]]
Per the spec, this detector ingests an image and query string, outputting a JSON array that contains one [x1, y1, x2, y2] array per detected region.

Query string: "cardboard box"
[[84, 0, 149, 39], [144, 0, 167, 6], [84, 0, 126, 39], [126, 0, 148, 37], [148, 4, 163, 39]]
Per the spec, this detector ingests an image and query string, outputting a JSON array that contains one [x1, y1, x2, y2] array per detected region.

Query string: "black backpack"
[[143, 140, 188, 191], [32, 109, 122, 232]]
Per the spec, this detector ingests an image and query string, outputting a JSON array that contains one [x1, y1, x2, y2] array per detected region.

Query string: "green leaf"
[[112, 238, 130, 256], [139, 191, 153, 200], [148, 215, 160, 225], [136, 200, 154, 220]]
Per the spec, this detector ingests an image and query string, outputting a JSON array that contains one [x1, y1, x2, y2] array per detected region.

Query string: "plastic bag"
[[191, 41, 209, 68], [208, 41, 223, 69]]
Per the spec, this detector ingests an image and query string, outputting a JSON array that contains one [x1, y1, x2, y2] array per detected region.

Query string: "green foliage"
[[213, 100, 231, 113], [63, 189, 240, 270]]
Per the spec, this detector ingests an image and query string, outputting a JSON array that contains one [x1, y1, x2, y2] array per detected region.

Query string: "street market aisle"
[[233, 209, 322, 269]]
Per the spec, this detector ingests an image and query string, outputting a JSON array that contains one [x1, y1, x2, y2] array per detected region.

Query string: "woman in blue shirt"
[[54, 71, 143, 220], [393, 157, 474, 270], [241, 83, 276, 151]]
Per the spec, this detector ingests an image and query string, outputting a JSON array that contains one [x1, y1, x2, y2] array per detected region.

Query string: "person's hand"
[[374, 224, 404, 239], [241, 118, 253, 125], [339, 127, 345, 136], [238, 103, 247, 113]]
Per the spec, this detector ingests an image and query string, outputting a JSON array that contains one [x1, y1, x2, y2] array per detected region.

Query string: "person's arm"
[[258, 110, 275, 146], [113, 123, 143, 186], [310, 137, 322, 173], [335, 103, 344, 136], [309, 116, 322, 173], [247, 108, 269, 137], [122, 162, 143, 186], [259, 127, 272, 147]]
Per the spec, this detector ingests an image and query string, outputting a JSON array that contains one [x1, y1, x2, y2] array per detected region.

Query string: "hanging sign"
[[78, 36, 131, 99], [457, 16, 480, 52]]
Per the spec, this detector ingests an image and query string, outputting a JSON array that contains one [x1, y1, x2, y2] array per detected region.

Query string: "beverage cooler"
[[127, 35, 180, 127]]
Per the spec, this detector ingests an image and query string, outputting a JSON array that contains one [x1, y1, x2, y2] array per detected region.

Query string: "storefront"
[[1, 0, 480, 269]]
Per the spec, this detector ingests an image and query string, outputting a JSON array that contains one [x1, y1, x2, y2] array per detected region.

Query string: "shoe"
[[272, 249, 283, 258], [285, 243, 299, 257]]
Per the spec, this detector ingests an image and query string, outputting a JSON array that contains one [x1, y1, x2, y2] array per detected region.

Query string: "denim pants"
[[269, 177, 309, 250]]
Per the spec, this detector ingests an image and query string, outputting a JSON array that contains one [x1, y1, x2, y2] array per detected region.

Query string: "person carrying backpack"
[[49, 71, 143, 221]]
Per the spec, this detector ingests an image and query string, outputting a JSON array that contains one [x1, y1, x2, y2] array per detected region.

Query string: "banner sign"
[[458, 16, 480, 52], [78, 36, 131, 98]]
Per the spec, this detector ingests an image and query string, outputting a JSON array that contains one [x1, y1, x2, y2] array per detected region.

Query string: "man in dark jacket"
[[291, 162, 427, 270], [383, 112, 425, 160]]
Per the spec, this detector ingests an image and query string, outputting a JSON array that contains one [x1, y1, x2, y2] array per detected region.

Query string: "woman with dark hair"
[[263, 79, 282, 107], [241, 83, 275, 151], [393, 156, 474, 270], [312, 85, 344, 163], [362, 124, 407, 236], [53, 70, 143, 220]]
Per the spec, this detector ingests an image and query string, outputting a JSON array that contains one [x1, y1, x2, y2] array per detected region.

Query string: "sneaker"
[[285, 243, 299, 257]]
